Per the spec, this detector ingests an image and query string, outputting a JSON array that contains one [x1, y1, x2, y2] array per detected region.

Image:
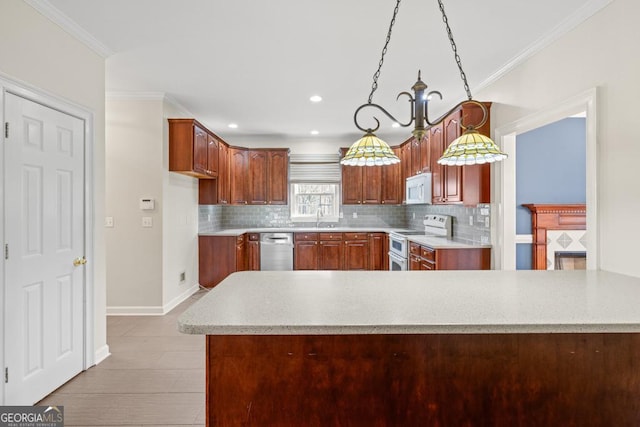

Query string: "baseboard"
[[162, 284, 200, 314], [106, 284, 200, 316], [94, 344, 111, 365]]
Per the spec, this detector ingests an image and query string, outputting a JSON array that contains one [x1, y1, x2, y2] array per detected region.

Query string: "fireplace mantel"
[[523, 204, 586, 270]]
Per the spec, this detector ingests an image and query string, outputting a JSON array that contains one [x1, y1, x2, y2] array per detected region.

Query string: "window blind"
[[289, 153, 341, 183]]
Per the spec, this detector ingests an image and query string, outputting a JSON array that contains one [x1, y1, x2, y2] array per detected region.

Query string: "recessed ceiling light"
[[309, 95, 322, 103], [310, 130, 319, 135], [228, 123, 238, 129], [392, 122, 400, 128]]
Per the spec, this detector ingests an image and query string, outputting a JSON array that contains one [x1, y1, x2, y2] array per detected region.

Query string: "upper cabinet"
[[340, 148, 401, 205], [169, 119, 219, 178], [248, 149, 289, 205], [170, 118, 289, 205]]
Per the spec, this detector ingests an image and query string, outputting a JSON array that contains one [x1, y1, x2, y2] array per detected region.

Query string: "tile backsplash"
[[199, 203, 491, 245]]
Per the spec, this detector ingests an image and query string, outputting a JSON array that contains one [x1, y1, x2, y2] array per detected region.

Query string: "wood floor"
[[38, 290, 207, 427]]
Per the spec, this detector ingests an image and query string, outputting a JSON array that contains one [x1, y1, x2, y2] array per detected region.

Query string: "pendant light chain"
[[368, 0, 402, 104], [437, 0, 472, 100]]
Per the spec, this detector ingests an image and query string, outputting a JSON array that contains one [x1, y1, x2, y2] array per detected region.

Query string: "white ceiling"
[[35, 0, 608, 143]]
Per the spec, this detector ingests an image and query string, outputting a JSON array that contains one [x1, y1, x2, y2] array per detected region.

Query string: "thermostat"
[[140, 198, 155, 210]]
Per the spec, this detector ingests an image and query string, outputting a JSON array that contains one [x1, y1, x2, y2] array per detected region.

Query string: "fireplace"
[[523, 204, 586, 270], [555, 252, 587, 270]]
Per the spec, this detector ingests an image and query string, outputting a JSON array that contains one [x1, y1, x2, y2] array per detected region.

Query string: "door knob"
[[73, 257, 87, 266]]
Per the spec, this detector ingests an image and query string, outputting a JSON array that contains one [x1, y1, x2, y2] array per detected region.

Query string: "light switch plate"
[[142, 217, 153, 227], [105, 216, 114, 227]]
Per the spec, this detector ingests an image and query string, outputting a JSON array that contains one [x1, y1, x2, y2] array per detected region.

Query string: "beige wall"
[[105, 96, 199, 312], [476, 0, 639, 277], [105, 98, 164, 309], [0, 0, 107, 363]]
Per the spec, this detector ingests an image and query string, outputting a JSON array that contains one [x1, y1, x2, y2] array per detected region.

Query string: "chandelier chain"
[[368, 0, 402, 104], [437, 0, 472, 100]]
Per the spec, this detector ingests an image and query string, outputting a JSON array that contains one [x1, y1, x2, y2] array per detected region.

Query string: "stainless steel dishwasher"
[[260, 233, 294, 271]]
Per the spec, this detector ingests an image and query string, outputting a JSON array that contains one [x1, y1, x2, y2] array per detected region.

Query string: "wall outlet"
[[142, 217, 153, 227], [352, 212, 358, 219], [179, 271, 186, 282], [105, 216, 114, 227], [481, 236, 490, 244], [485, 217, 490, 227], [339, 211, 344, 218], [412, 212, 416, 220], [469, 216, 474, 226]]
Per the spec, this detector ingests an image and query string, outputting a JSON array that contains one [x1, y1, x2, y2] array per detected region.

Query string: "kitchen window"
[[290, 183, 340, 222], [289, 154, 341, 223]]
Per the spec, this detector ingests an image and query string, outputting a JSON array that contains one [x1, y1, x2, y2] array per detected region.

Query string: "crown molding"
[[106, 91, 193, 116], [475, 0, 613, 94], [24, 0, 114, 58]]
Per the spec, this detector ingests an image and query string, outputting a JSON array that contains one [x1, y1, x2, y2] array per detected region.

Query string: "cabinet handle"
[[381, 201, 385, 204]]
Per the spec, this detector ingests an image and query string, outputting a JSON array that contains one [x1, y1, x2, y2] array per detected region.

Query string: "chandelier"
[[341, 0, 507, 167]]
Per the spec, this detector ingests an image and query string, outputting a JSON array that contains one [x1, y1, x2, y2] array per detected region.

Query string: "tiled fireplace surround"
[[199, 203, 491, 245]]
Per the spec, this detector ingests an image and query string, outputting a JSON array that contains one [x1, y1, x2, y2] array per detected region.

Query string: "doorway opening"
[[493, 88, 598, 271]]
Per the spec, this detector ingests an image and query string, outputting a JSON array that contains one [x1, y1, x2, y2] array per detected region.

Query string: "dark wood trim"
[[205, 333, 640, 426], [523, 204, 586, 270]]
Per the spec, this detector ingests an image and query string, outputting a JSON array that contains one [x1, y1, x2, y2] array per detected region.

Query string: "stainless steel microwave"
[[405, 173, 432, 205]]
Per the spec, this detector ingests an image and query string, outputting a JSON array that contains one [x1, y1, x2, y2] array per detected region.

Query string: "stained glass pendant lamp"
[[343, 0, 507, 167]]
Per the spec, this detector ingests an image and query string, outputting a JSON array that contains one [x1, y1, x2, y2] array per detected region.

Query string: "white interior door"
[[3, 93, 86, 404]]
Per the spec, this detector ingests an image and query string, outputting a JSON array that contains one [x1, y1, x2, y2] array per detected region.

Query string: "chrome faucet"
[[316, 207, 323, 228]]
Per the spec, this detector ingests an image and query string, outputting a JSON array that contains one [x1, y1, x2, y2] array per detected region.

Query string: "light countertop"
[[178, 270, 640, 335], [199, 228, 490, 249]]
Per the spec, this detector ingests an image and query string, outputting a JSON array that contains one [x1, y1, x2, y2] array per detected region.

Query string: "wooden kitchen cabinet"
[[343, 232, 369, 270], [217, 141, 230, 204], [229, 147, 248, 205], [408, 241, 491, 271], [247, 233, 260, 271], [169, 119, 218, 179], [380, 147, 402, 205], [199, 234, 247, 288], [294, 233, 319, 270], [368, 232, 387, 270], [319, 233, 343, 270], [248, 149, 289, 205], [430, 103, 492, 206], [340, 147, 402, 205]]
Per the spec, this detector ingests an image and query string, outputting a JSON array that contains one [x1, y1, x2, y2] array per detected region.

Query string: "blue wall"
[[515, 117, 586, 269]]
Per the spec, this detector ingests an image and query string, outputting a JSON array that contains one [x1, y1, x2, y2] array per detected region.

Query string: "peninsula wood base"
[[206, 333, 640, 427]]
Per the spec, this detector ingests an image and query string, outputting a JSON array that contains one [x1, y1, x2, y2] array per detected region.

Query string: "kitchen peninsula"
[[179, 270, 640, 426]]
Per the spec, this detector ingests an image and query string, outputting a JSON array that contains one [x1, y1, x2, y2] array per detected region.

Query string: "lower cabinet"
[[247, 233, 260, 271], [293, 233, 319, 270], [294, 231, 386, 271], [319, 233, 343, 270], [408, 242, 491, 271], [343, 233, 368, 270], [199, 234, 247, 288]]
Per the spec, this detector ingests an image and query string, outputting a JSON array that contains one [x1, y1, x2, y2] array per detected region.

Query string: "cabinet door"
[[341, 148, 363, 204], [294, 241, 318, 270], [362, 166, 381, 204], [207, 134, 219, 177], [248, 150, 268, 204], [430, 124, 444, 203], [247, 234, 260, 271], [411, 137, 422, 176], [319, 240, 343, 270], [380, 147, 402, 205], [193, 125, 209, 175], [229, 148, 248, 205], [420, 133, 431, 173], [236, 237, 247, 272], [343, 239, 368, 270], [217, 142, 229, 204], [367, 233, 385, 270], [199, 236, 236, 288], [443, 111, 463, 203], [267, 150, 288, 205], [401, 140, 412, 181]]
